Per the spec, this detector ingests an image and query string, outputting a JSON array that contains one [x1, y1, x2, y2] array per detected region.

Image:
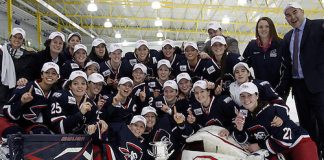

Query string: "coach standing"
[[282, 2, 324, 158]]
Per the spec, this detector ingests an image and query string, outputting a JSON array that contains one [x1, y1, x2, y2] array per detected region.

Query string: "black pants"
[[292, 79, 324, 157]]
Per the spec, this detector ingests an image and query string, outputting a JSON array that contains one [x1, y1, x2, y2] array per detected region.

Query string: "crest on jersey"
[[119, 142, 143, 160]]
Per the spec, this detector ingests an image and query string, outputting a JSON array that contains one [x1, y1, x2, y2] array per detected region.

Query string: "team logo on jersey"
[[155, 101, 163, 108], [254, 132, 267, 140], [180, 65, 187, 71], [68, 96, 76, 104], [102, 70, 111, 77], [71, 63, 79, 69], [53, 92, 62, 98], [34, 87, 43, 96], [129, 59, 137, 66], [207, 66, 216, 74], [269, 49, 277, 57], [119, 142, 143, 160], [148, 82, 156, 87], [194, 108, 203, 115], [153, 57, 157, 64]]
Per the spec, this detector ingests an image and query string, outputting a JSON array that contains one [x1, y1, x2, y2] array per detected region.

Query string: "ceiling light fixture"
[[237, 0, 247, 6], [155, 18, 163, 27], [115, 31, 121, 39], [87, 0, 98, 12], [222, 17, 230, 24], [158, 38, 163, 45], [122, 40, 129, 46], [151, 1, 161, 9], [104, 19, 112, 28], [156, 31, 163, 38], [36, 0, 95, 38]]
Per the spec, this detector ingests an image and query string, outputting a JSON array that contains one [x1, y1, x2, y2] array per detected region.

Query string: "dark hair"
[[43, 39, 67, 52], [255, 17, 280, 41], [88, 46, 109, 62]]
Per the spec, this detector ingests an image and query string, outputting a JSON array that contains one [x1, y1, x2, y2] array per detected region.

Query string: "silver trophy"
[[147, 141, 174, 160]]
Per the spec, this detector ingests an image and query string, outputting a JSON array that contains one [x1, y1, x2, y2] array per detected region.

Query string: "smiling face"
[[164, 86, 178, 103], [211, 42, 226, 57], [94, 44, 106, 58], [109, 49, 122, 64], [194, 87, 210, 104], [178, 79, 192, 94], [49, 36, 64, 55], [69, 77, 87, 98], [285, 7, 305, 29], [74, 49, 87, 64], [41, 68, 59, 85], [162, 45, 175, 60], [132, 69, 146, 84], [234, 66, 250, 85], [257, 20, 270, 39], [135, 45, 149, 62], [10, 34, 24, 49], [184, 46, 199, 61], [88, 82, 103, 95], [129, 121, 145, 138], [144, 112, 157, 129], [118, 82, 133, 98], [239, 92, 258, 112], [157, 65, 171, 81]]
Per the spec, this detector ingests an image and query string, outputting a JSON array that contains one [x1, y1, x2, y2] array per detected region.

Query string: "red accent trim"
[[104, 144, 113, 160], [24, 142, 60, 159], [72, 138, 92, 160]]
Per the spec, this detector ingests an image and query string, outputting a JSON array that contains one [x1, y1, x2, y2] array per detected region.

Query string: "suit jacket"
[[282, 18, 324, 93]]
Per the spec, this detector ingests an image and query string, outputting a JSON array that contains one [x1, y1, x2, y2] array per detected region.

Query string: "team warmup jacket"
[[243, 39, 289, 99]]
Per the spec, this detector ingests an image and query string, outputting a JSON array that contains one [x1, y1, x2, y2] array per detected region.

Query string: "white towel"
[[1, 43, 16, 89]]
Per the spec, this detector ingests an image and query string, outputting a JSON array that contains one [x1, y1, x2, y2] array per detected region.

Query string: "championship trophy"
[[147, 141, 174, 160]]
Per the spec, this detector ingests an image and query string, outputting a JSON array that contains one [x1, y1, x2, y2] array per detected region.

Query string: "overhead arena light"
[[115, 32, 121, 39], [222, 17, 230, 24], [156, 31, 163, 38], [104, 19, 112, 28], [155, 18, 163, 27], [237, 0, 247, 6], [151, 1, 161, 9], [122, 40, 129, 46], [87, 0, 98, 12]]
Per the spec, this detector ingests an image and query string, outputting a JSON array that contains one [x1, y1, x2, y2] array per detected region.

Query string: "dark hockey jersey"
[[3, 81, 55, 128], [47, 89, 98, 134], [232, 104, 309, 154]]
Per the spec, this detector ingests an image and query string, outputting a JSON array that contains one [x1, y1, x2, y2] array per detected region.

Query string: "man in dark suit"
[[282, 2, 324, 158]]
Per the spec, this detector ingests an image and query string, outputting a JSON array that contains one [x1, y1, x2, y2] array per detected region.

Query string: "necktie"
[[293, 29, 299, 77]]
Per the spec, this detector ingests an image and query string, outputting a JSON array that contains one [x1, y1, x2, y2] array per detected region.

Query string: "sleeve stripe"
[[3, 105, 20, 120], [266, 139, 276, 154], [59, 120, 65, 134]]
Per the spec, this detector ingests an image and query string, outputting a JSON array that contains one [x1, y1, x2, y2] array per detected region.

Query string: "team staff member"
[[0, 62, 60, 137], [203, 22, 240, 55], [123, 40, 162, 79], [281, 2, 324, 157], [233, 82, 318, 160], [243, 17, 288, 100], [174, 42, 220, 83], [0, 28, 35, 110], [62, 32, 81, 61]]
